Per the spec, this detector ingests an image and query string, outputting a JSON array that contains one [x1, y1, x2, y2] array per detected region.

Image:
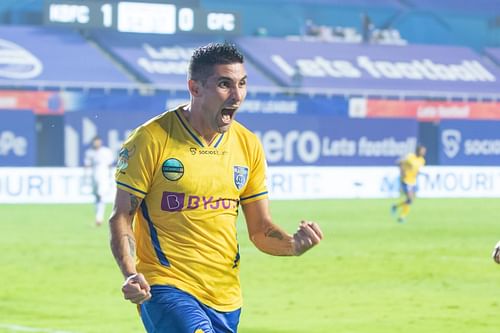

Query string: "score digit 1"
[[100, 3, 113, 28]]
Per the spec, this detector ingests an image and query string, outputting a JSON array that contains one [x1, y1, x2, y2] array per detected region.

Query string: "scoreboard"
[[43, 0, 241, 35]]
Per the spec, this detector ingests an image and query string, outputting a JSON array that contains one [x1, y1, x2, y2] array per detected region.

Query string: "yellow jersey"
[[400, 153, 425, 186], [115, 106, 268, 312]]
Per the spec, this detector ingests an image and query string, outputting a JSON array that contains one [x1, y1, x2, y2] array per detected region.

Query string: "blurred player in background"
[[109, 42, 323, 333], [492, 241, 500, 263], [84, 136, 114, 226], [391, 144, 426, 223]]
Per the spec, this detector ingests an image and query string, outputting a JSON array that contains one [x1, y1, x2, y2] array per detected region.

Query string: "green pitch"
[[1, 199, 499, 333]]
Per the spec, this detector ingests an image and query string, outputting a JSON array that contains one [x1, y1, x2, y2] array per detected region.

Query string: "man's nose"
[[231, 86, 245, 103]]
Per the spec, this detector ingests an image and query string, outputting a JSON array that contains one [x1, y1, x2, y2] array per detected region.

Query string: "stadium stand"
[[0, 0, 499, 169]]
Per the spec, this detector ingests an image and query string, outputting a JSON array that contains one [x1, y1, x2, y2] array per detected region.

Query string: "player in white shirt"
[[84, 136, 115, 226]]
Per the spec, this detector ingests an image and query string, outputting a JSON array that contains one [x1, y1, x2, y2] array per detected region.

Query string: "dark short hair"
[[416, 144, 426, 153], [188, 42, 244, 82]]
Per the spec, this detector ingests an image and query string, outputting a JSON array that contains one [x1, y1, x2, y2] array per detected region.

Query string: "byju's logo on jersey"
[[233, 166, 248, 190], [160, 192, 238, 212], [442, 129, 461, 159]]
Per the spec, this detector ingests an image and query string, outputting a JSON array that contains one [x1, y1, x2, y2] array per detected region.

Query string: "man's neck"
[[182, 105, 218, 145]]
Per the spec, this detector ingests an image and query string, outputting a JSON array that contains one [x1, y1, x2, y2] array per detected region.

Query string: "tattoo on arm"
[[128, 195, 139, 216], [125, 234, 136, 257], [264, 227, 284, 240]]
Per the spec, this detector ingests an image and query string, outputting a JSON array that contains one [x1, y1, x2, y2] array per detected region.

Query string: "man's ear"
[[188, 79, 201, 97]]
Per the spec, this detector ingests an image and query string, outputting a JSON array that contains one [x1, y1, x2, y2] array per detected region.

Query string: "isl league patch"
[[162, 158, 184, 181]]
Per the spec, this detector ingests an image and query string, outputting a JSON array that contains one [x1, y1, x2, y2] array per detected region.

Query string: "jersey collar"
[[174, 108, 225, 148]]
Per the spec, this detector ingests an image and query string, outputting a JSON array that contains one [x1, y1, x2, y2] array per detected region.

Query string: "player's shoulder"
[[406, 152, 417, 160], [398, 152, 412, 163], [231, 120, 258, 141], [133, 107, 181, 140], [144, 108, 177, 129]]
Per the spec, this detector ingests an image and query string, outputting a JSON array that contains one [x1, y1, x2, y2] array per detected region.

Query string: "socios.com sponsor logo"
[[254, 130, 415, 164], [0, 39, 43, 79], [464, 139, 500, 156], [441, 129, 461, 159], [442, 128, 500, 158]]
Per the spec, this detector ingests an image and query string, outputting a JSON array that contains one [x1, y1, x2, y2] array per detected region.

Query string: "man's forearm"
[[250, 225, 295, 256], [110, 217, 137, 278]]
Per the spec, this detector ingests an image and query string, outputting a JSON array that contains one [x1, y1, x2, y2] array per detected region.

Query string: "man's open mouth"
[[221, 108, 237, 123]]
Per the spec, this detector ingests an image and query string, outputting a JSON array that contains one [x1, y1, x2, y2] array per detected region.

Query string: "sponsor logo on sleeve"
[[116, 145, 135, 172]]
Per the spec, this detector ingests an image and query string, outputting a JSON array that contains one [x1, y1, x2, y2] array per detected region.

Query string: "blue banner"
[[237, 114, 418, 166], [0, 26, 132, 83], [64, 110, 158, 166], [92, 32, 277, 87], [164, 91, 348, 116], [239, 93, 348, 116], [64, 110, 416, 167], [55, 89, 348, 116], [439, 120, 500, 165], [485, 48, 500, 65], [235, 37, 500, 94], [0, 110, 36, 166]]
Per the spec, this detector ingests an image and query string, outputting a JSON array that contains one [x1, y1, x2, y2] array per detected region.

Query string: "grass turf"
[[1, 199, 499, 333]]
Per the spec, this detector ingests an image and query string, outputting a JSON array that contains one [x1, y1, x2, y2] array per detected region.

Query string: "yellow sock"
[[400, 203, 411, 218]]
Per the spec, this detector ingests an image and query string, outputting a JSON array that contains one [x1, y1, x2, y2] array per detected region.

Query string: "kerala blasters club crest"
[[233, 166, 249, 190]]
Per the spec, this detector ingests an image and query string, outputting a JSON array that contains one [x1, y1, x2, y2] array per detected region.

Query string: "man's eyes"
[[217, 80, 246, 88]]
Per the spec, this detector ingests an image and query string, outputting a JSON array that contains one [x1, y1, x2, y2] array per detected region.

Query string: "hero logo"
[[0, 39, 43, 79], [441, 129, 461, 158], [0, 131, 27, 156], [257, 130, 321, 163], [255, 130, 414, 164]]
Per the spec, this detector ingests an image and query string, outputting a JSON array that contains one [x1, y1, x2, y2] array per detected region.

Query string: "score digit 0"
[[178, 8, 194, 32]]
